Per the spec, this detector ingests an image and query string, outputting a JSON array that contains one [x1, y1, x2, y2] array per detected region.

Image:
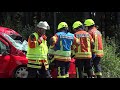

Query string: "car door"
[[0, 37, 11, 77]]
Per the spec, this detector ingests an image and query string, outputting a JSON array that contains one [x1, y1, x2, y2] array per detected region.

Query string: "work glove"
[[71, 55, 75, 58], [48, 54, 54, 60], [42, 35, 47, 40], [38, 35, 47, 44], [48, 54, 55, 70], [38, 36, 43, 44], [71, 53, 75, 58]]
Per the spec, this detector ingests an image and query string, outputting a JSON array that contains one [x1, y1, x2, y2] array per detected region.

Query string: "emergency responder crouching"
[[26, 21, 52, 78]]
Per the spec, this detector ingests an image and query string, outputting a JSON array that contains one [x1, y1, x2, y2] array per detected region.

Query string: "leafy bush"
[[101, 37, 120, 78], [0, 15, 14, 29], [20, 24, 35, 40], [1, 15, 120, 78]]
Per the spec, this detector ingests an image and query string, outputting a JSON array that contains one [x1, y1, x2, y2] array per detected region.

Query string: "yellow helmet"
[[72, 21, 83, 29], [84, 19, 95, 26], [57, 22, 68, 30]]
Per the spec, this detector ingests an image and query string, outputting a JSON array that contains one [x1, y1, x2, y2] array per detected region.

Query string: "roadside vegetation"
[[1, 16, 120, 78]]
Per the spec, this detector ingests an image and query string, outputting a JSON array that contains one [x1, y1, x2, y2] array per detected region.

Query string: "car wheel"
[[14, 66, 28, 78]]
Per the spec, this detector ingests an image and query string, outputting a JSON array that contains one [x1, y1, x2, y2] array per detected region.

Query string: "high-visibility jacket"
[[49, 31, 79, 62], [88, 27, 104, 57], [72, 30, 94, 59], [26, 32, 49, 69]]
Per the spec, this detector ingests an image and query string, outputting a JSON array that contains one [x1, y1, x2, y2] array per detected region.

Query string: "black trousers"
[[92, 57, 102, 73], [54, 60, 70, 76], [27, 64, 51, 78], [75, 59, 93, 78]]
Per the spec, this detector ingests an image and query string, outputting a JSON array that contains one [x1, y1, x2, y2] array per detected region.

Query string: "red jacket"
[[88, 27, 104, 57], [72, 30, 94, 59]]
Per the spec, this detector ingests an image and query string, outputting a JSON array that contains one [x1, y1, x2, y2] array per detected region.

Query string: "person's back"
[[54, 31, 74, 61], [88, 26, 103, 57], [74, 30, 93, 59]]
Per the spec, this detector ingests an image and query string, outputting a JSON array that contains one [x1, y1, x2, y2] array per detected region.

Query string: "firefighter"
[[26, 21, 52, 78], [72, 21, 94, 78], [84, 19, 104, 78], [49, 22, 79, 78]]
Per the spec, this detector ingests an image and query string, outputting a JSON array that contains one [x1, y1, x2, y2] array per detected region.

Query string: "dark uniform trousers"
[[27, 64, 51, 78], [92, 57, 102, 78], [54, 60, 70, 77], [75, 59, 93, 78]]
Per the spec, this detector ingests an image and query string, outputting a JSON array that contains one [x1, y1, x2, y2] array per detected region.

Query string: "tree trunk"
[[54, 12, 57, 34], [40, 12, 45, 21], [117, 12, 120, 25]]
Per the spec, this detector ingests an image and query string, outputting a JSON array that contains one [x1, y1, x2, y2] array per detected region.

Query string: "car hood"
[[0, 26, 21, 36]]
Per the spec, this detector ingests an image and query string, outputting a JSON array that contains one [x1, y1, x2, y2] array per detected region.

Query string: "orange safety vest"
[[88, 27, 104, 57], [72, 30, 94, 59]]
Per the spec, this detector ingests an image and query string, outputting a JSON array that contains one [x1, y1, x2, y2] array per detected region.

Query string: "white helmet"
[[37, 21, 50, 30]]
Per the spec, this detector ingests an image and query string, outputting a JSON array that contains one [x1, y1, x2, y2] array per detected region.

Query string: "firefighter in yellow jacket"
[[26, 21, 51, 78]]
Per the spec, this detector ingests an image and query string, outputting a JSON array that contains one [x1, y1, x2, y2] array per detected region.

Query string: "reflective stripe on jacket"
[[73, 30, 94, 59], [50, 31, 77, 62], [26, 32, 48, 68], [88, 27, 104, 57]]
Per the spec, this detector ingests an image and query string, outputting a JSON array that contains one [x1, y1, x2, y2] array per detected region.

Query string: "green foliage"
[[20, 24, 35, 40], [0, 15, 14, 29], [101, 37, 120, 78], [1, 13, 120, 78]]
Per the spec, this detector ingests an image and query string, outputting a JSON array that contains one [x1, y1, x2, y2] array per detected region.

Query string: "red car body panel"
[[0, 33, 28, 78], [0, 26, 23, 42], [0, 26, 21, 36]]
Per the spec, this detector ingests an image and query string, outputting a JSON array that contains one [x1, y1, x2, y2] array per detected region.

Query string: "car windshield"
[[10, 34, 23, 42], [3, 33, 28, 51]]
